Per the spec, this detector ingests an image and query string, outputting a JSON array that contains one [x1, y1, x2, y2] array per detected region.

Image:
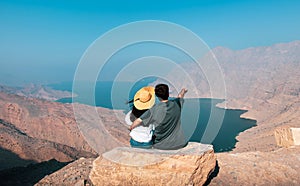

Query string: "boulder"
[[89, 142, 216, 186], [291, 128, 300, 145], [275, 126, 300, 147]]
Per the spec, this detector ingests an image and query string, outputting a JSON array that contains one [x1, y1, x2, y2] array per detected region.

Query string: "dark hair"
[[127, 100, 148, 122], [131, 105, 147, 118], [155, 84, 169, 100]]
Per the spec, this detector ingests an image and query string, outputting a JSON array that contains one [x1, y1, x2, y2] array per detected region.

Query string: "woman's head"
[[127, 99, 149, 122], [133, 86, 155, 110]]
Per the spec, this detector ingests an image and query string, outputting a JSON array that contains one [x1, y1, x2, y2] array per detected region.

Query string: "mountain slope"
[[0, 84, 73, 101], [34, 40, 300, 186], [0, 118, 95, 169], [0, 90, 130, 174], [160, 40, 300, 152]]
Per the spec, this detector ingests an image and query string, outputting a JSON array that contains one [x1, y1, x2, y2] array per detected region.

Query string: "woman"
[[125, 86, 155, 149]]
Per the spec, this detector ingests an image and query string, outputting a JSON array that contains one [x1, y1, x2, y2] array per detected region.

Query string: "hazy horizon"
[[1, 0, 300, 86]]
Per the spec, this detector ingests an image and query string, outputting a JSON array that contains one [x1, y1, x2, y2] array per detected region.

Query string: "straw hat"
[[133, 86, 155, 110]]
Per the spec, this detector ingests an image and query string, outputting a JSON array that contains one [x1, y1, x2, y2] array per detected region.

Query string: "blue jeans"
[[130, 138, 153, 149]]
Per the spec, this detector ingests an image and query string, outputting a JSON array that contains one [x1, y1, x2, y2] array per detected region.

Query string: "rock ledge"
[[89, 142, 216, 186]]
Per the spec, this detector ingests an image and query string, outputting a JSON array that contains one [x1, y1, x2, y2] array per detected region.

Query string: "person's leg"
[[130, 138, 153, 149]]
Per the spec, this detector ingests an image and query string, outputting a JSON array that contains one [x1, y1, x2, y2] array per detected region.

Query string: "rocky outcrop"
[[89, 142, 216, 186], [0, 92, 94, 153], [35, 157, 94, 186], [210, 146, 300, 186], [275, 126, 300, 147], [0, 92, 129, 159], [292, 128, 300, 145], [0, 159, 69, 186], [0, 91, 131, 184], [36, 146, 300, 186], [0, 119, 96, 168]]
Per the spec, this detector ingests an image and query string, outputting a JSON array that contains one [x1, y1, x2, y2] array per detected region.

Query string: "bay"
[[51, 81, 256, 152]]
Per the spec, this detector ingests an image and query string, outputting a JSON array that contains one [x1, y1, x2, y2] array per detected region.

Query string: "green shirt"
[[140, 98, 187, 150]]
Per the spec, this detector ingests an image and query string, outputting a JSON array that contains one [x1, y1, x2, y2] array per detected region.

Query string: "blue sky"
[[0, 0, 300, 85]]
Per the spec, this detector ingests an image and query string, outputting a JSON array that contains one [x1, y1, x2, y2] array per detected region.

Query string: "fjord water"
[[52, 81, 256, 152], [183, 98, 256, 152]]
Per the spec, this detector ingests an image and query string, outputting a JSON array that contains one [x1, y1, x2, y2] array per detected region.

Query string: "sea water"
[[52, 80, 256, 152]]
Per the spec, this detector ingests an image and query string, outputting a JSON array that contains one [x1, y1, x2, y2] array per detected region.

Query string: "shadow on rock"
[[204, 160, 220, 186], [0, 159, 70, 186]]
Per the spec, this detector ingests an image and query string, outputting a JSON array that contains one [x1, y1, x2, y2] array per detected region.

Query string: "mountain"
[[2, 40, 300, 185], [158, 40, 300, 153], [0, 118, 94, 170], [0, 84, 74, 101], [215, 41, 300, 153], [0, 90, 130, 176]]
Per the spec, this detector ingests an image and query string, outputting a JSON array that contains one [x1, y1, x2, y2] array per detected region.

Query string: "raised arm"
[[177, 88, 188, 98]]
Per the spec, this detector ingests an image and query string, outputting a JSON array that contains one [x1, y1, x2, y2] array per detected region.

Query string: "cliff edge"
[[89, 142, 216, 186]]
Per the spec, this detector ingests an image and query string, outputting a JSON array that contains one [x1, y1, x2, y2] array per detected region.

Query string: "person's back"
[[149, 98, 186, 149], [126, 105, 154, 146], [130, 84, 188, 150]]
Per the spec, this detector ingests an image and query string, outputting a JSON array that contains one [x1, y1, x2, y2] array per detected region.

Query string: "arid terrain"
[[0, 41, 300, 185], [0, 84, 74, 101], [163, 40, 300, 185], [164, 40, 300, 152], [0, 87, 130, 185]]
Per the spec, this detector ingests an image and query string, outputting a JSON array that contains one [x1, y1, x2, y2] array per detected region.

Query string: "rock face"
[[0, 159, 69, 186], [0, 118, 95, 169], [0, 91, 130, 169], [89, 142, 216, 186], [292, 128, 300, 145], [35, 157, 94, 186], [275, 126, 300, 147], [0, 92, 94, 154], [210, 146, 300, 186]]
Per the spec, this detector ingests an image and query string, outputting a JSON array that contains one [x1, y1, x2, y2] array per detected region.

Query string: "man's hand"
[[129, 118, 142, 131], [178, 88, 188, 98]]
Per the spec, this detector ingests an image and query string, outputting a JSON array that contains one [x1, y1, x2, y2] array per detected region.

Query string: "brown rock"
[[35, 157, 95, 186], [275, 126, 300, 147], [210, 146, 300, 186], [292, 128, 300, 145], [0, 118, 96, 168], [89, 142, 216, 186], [0, 91, 130, 164]]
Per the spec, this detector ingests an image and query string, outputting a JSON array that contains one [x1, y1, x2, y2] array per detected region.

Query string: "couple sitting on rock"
[[125, 84, 188, 150]]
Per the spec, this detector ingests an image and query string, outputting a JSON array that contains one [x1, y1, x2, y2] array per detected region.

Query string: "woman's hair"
[[127, 99, 148, 122], [132, 105, 147, 118], [155, 84, 169, 100]]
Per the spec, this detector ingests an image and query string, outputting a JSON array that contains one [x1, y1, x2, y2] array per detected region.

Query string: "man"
[[130, 84, 188, 150]]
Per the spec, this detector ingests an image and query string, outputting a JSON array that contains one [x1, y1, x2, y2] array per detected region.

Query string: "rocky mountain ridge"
[[0, 118, 95, 166], [0, 90, 130, 182], [1, 40, 300, 185], [162, 40, 300, 153], [0, 83, 73, 101]]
